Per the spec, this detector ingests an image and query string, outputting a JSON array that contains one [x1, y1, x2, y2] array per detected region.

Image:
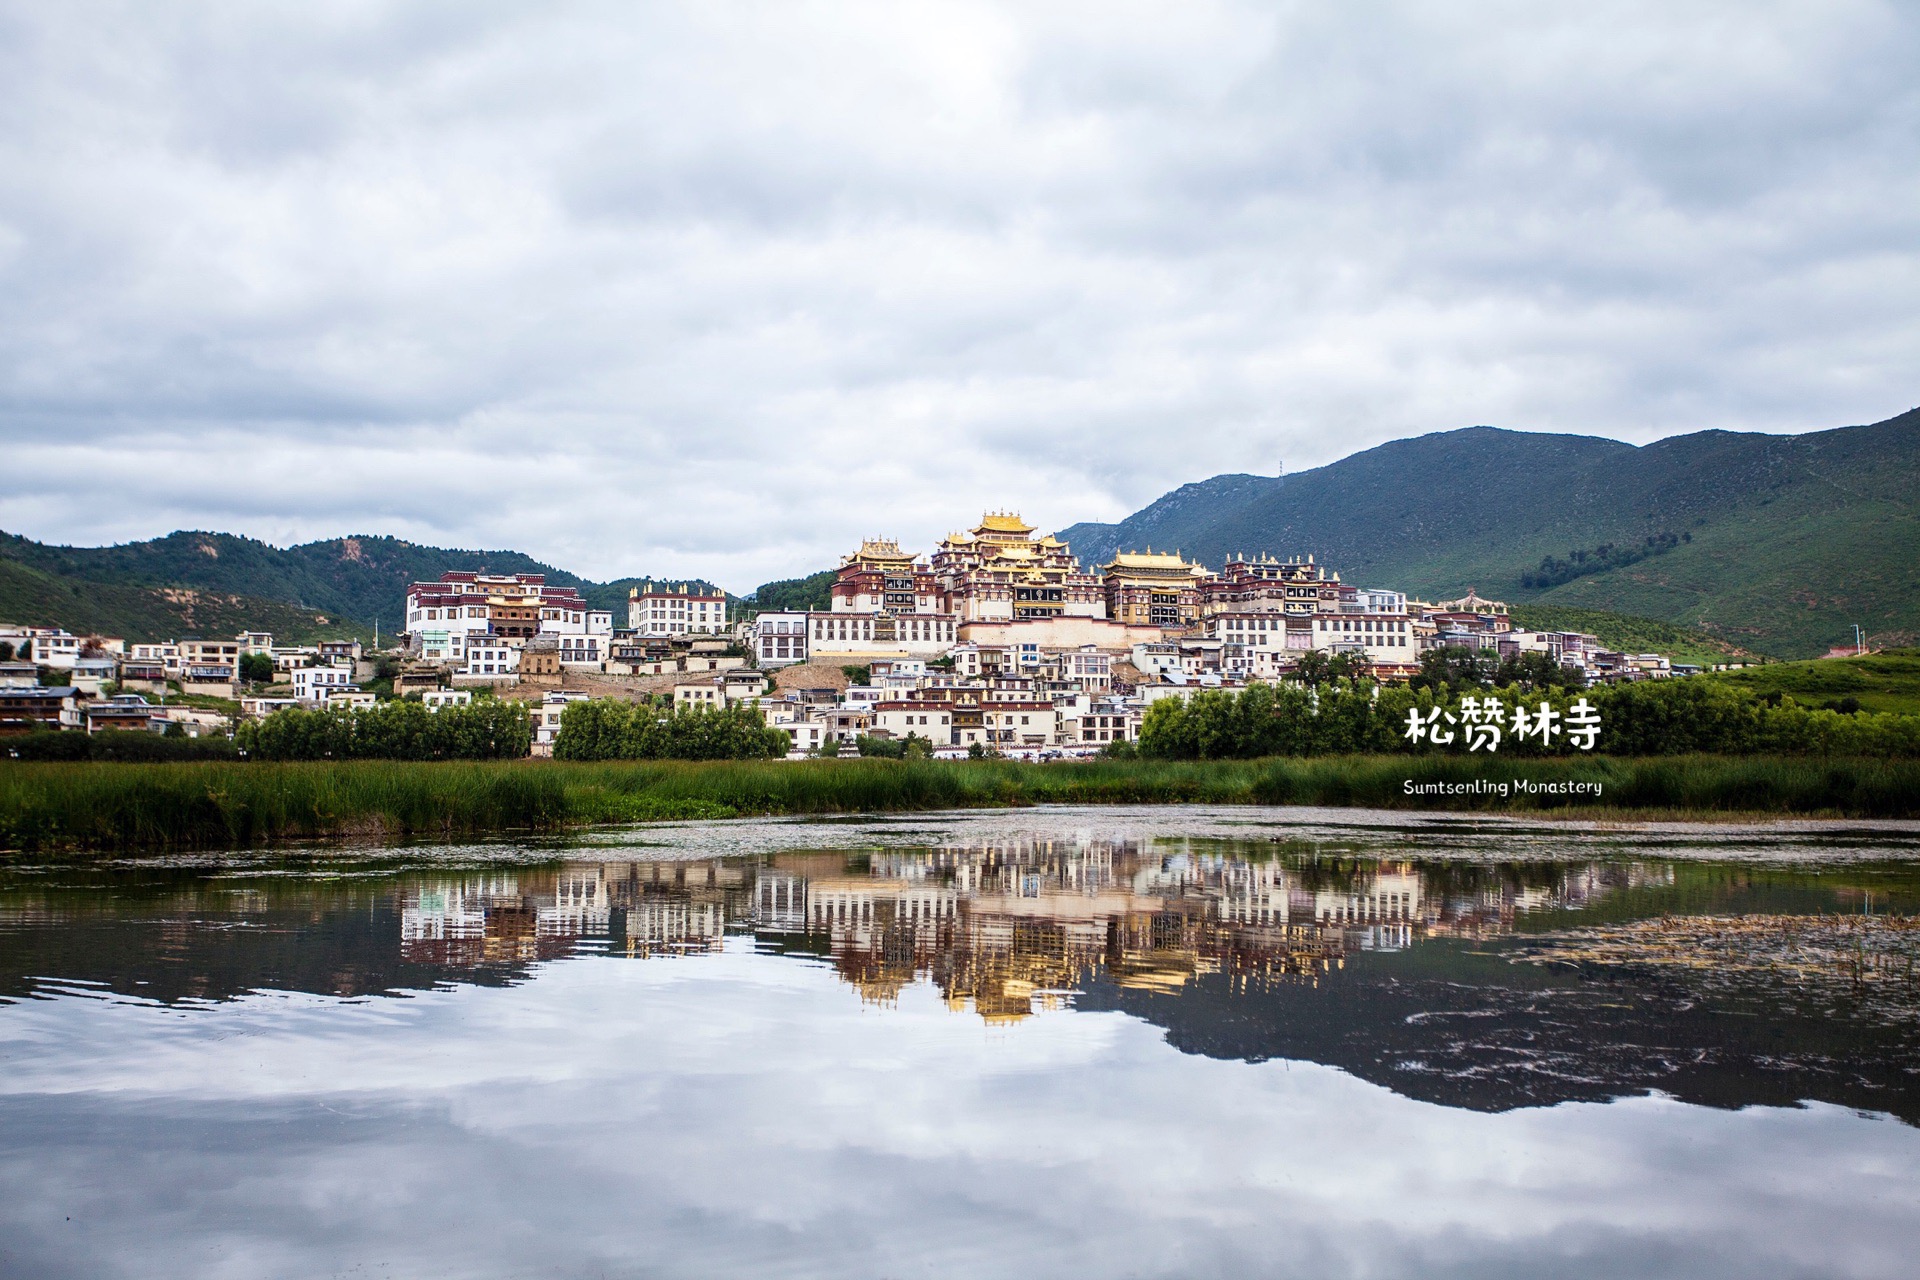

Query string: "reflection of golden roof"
[[851, 970, 914, 1005], [1110, 954, 1204, 993], [977, 512, 1034, 534]]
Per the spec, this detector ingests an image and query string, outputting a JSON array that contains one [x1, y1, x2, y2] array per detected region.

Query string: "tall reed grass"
[[1, 754, 1914, 853]]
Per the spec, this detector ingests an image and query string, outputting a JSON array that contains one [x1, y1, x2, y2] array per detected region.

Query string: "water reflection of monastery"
[[401, 842, 1666, 1022]]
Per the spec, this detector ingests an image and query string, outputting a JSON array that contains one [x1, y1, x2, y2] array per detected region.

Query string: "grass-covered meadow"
[[1706, 648, 1920, 716], [3, 754, 1917, 853]]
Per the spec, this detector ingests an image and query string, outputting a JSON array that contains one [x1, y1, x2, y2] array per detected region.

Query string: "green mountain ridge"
[[10, 408, 1913, 658], [0, 530, 722, 645], [0, 557, 363, 647], [1058, 407, 1920, 658]]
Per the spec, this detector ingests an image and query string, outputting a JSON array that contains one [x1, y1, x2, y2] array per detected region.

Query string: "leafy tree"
[[238, 652, 276, 684], [841, 665, 873, 685], [1292, 651, 1331, 687], [1410, 646, 1493, 695], [552, 698, 789, 761], [236, 699, 533, 760], [0, 641, 13, 662], [855, 734, 905, 758], [1326, 652, 1369, 683], [1492, 650, 1577, 693], [1131, 671, 1920, 760]]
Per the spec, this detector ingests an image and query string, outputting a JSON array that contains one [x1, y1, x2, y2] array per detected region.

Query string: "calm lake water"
[[4, 806, 1920, 1279]]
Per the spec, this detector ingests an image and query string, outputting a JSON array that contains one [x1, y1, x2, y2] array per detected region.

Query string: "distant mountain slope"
[[1058, 407, 1920, 657], [1063, 473, 1284, 568], [0, 558, 362, 646], [0, 530, 723, 640]]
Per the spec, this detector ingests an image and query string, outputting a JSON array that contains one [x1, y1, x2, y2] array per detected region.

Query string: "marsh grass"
[[2, 754, 1916, 852]]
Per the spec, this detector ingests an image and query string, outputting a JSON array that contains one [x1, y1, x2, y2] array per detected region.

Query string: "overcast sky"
[[1, 2, 1915, 591]]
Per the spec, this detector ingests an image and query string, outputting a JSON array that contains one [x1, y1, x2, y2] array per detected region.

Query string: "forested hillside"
[[1058, 407, 1920, 657], [0, 530, 720, 642], [749, 569, 837, 613], [0, 557, 363, 645]]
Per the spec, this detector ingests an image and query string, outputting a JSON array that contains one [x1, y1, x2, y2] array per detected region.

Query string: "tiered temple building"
[[929, 513, 1106, 623]]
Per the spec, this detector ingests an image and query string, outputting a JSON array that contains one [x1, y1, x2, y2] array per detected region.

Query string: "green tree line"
[[552, 698, 789, 761], [1138, 677, 1920, 760], [236, 699, 532, 760], [1520, 531, 1687, 589]]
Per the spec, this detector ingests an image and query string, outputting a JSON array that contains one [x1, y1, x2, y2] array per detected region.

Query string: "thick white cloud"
[[0, 1, 1915, 589]]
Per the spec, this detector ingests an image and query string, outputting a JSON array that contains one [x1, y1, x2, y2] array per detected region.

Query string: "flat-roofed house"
[[85, 695, 164, 735], [179, 640, 242, 696], [0, 686, 82, 734]]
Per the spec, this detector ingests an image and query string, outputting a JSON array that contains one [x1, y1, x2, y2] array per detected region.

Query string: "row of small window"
[[1317, 619, 1408, 632]]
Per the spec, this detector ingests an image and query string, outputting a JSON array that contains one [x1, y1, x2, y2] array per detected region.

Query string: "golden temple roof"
[[842, 537, 917, 567], [976, 512, 1034, 534], [1104, 550, 1205, 572]]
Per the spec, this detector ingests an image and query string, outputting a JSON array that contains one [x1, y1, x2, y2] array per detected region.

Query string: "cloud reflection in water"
[[2, 828, 1919, 1278]]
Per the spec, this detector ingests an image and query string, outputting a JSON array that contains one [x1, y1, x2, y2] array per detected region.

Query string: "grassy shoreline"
[[2, 755, 1917, 853]]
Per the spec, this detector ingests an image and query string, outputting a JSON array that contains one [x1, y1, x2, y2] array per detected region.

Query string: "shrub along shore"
[[2, 754, 1916, 853]]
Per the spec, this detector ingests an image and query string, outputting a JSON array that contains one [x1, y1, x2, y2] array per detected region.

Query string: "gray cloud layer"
[[1, 2, 1915, 589]]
